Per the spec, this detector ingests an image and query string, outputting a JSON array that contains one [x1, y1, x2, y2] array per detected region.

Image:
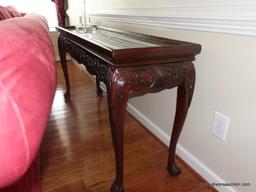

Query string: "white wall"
[[68, 1, 256, 191], [1, 0, 57, 28]]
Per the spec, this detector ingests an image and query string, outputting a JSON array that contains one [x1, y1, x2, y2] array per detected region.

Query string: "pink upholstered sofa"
[[0, 6, 56, 192]]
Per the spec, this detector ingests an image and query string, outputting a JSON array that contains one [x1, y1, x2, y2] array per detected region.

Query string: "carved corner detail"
[[112, 63, 184, 95]]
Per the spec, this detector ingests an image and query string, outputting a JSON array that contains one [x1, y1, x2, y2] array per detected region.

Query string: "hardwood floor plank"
[[41, 62, 215, 192], [48, 180, 91, 192]]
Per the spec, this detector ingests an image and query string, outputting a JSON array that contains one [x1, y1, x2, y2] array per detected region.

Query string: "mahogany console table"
[[56, 26, 201, 192]]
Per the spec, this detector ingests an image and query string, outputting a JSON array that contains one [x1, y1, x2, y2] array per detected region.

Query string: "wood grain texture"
[[41, 62, 216, 192]]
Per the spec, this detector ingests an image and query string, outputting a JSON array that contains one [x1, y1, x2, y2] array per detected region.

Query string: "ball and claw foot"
[[167, 162, 181, 177], [64, 91, 70, 102], [111, 181, 124, 192]]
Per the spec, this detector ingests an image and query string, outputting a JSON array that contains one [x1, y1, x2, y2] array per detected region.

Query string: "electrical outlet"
[[211, 111, 230, 141]]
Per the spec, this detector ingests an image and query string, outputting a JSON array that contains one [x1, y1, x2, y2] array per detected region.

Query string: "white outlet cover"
[[211, 111, 230, 141]]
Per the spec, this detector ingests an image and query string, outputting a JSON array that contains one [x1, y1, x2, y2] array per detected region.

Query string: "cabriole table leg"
[[167, 62, 196, 176], [107, 71, 128, 192], [58, 36, 70, 101]]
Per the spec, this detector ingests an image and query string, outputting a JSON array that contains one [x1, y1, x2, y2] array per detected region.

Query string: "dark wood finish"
[[56, 26, 201, 192], [41, 62, 215, 192], [58, 36, 70, 101]]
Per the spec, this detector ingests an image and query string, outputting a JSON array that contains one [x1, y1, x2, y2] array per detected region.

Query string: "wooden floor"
[[41, 62, 215, 192]]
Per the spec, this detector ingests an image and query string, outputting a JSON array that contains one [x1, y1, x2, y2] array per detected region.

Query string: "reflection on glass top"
[[70, 29, 161, 50]]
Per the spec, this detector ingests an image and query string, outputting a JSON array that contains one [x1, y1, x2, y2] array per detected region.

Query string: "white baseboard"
[[56, 55, 72, 62], [126, 103, 170, 146], [55, 56, 60, 62], [126, 102, 235, 192]]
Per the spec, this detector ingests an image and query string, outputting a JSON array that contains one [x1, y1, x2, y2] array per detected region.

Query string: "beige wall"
[[68, 1, 256, 191]]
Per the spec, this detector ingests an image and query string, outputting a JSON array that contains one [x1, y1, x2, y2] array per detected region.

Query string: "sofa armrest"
[[0, 5, 22, 21], [0, 14, 56, 188]]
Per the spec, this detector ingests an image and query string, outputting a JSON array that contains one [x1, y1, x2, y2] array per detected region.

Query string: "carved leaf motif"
[[135, 71, 154, 88]]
